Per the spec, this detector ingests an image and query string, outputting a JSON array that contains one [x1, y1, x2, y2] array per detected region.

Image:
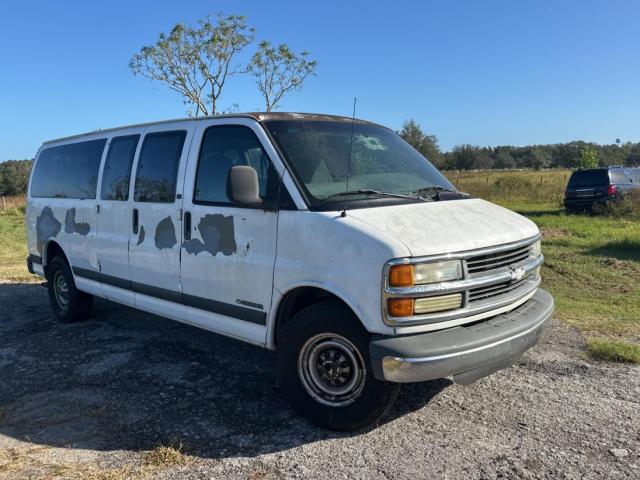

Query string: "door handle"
[[132, 208, 139, 235], [184, 211, 191, 240]]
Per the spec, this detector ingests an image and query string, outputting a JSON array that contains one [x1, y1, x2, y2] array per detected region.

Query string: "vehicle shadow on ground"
[[0, 283, 448, 460], [585, 240, 640, 262]]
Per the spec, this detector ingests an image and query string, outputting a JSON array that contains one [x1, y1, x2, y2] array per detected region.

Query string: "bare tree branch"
[[129, 14, 254, 116], [249, 41, 317, 111]]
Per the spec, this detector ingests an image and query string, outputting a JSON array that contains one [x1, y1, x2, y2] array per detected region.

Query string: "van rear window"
[[567, 170, 608, 188], [30, 139, 107, 199]]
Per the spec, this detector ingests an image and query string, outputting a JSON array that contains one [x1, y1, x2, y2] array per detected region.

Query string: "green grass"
[[0, 208, 38, 283], [586, 338, 640, 364]]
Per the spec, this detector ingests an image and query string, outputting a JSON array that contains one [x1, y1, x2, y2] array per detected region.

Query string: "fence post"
[[1, 196, 5, 212]]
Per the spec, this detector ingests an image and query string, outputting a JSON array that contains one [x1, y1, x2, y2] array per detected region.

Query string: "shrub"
[[594, 191, 640, 220]]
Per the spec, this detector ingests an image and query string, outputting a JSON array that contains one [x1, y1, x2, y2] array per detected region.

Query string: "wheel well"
[[274, 287, 356, 347], [44, 241, 67, 275]]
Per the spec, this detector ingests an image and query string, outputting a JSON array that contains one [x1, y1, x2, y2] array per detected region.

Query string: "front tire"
[[277, 300, 400, 431], [46, 256, 93, 323]]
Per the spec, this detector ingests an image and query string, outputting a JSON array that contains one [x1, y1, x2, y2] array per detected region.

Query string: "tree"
[[0, 159, 32, 196], [129, 14, 255, 116], [398, 119, 443, 167], [494, 149, 516, 169], [448, 145, 479, 170], [526, 148, 552, 170], [579, 145, 599, 169], [250, 41, 317, 111]]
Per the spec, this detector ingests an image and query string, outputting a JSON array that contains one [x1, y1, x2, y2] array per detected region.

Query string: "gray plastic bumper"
[[370, 289, 554, 385]]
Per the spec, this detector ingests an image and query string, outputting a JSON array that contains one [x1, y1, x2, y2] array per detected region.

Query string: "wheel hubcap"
[[298, 333, 366, 407], [53, 271, 70, 310]]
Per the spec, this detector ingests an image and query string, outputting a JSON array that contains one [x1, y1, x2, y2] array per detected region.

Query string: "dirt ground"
[[0, 282, 638, 479]]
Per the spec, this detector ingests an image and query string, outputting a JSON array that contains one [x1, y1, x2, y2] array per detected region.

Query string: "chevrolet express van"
[[26, 113, 554, 431]]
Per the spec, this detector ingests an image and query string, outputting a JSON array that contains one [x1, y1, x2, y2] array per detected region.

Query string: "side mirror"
[[228, 166, 262, 205]]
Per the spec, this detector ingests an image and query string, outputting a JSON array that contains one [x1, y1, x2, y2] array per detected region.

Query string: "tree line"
[[399, 119, 640, 171]]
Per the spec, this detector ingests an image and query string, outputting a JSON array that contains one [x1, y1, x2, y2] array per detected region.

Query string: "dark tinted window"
[[610, 169, 633, 185], [568, 170, 608, 188], [194, 125, 278, 205], [100, 135, 139, 201], [30, 139, 106, 199], [134, 131, 186, 203], [633, 169, 640, 183]]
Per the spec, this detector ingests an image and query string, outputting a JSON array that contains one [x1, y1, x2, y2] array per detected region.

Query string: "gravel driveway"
[[0, 282, 638, 479]]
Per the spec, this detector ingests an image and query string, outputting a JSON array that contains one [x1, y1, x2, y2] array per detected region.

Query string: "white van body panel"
[[26, 131, 108, 276], [346, 199, 539, 257], [128, 121, 197, 320], [271, 209, 411, 341], [179, 118, 284, 343], [95, 126, 146, 305]]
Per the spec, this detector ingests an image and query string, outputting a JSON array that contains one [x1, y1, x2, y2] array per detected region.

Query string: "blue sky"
[[1, 0, 639, 159]]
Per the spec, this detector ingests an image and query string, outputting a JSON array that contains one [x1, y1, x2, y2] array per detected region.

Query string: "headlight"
[[531, 239, 542, 257], [389, 260, 463, 287]]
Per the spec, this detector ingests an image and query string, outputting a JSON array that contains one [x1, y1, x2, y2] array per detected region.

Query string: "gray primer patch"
[[35, 206, 62, 254], [182, 214, 237, 256], [137, 225, 145, 246], [64, 208, 90, 235], [154, 216, 177, 249]]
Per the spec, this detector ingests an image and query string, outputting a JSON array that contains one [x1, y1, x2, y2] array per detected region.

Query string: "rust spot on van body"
[[64, 208, 90, 235], [182, 214, 237, 256], [154, 216, 177, 249], [35, 207, 62, 255]]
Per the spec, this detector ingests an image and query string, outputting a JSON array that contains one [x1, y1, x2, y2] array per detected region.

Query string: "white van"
[[26, 113, 553, 431]]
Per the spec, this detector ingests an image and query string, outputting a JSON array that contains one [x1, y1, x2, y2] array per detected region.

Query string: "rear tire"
[[277, 300, 400, 431], [46, 256, 93, 323]]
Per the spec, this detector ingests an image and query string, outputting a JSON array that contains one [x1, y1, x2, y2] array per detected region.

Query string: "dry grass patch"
[[142, 442, 191, 468]]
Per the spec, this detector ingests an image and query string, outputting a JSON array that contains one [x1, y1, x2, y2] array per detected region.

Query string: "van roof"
[[42, 112, 380, 146]]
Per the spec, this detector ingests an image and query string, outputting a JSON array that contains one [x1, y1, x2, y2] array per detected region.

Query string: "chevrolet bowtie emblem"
[[509, 266, 526, 282]]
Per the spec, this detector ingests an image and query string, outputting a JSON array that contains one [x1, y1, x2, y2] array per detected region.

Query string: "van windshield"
[[264, 120, 455, 207]]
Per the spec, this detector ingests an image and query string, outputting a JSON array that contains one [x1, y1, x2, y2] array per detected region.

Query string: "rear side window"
[[568, 170, 608, 188], [30, 139, 107, 199], [134, 131, 186, 203], [100, 135, 139, 201], [194, 125, 278, 205], [610, 170, 633, 185]]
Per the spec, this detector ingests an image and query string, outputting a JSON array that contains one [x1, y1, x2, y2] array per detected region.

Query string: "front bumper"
[[369, 289, 554, 385]]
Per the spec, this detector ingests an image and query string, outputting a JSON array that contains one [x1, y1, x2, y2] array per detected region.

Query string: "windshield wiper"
[[412, 185, 458, 199], [321, 189, 423, 202]]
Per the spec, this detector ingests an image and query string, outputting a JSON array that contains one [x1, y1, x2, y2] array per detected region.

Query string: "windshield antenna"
[[341, 97, 357, 218]]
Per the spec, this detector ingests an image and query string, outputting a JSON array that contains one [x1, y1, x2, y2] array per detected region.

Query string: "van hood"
[[347, 198, 539, 257]]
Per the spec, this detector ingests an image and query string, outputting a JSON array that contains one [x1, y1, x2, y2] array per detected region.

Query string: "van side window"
[[194, 125, 278, 205], [100, 135, 139, 201], [30, 139, 106, 199], [134, 131, 186, 203]]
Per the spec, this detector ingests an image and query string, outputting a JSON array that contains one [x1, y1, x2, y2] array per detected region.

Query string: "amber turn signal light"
[[387, 298, 414, 317], [389, 265, 414, 287]]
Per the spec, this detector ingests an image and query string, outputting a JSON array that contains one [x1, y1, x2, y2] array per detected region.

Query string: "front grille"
[[466, 244, 533, 274], [468, 275, 532, 302]]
